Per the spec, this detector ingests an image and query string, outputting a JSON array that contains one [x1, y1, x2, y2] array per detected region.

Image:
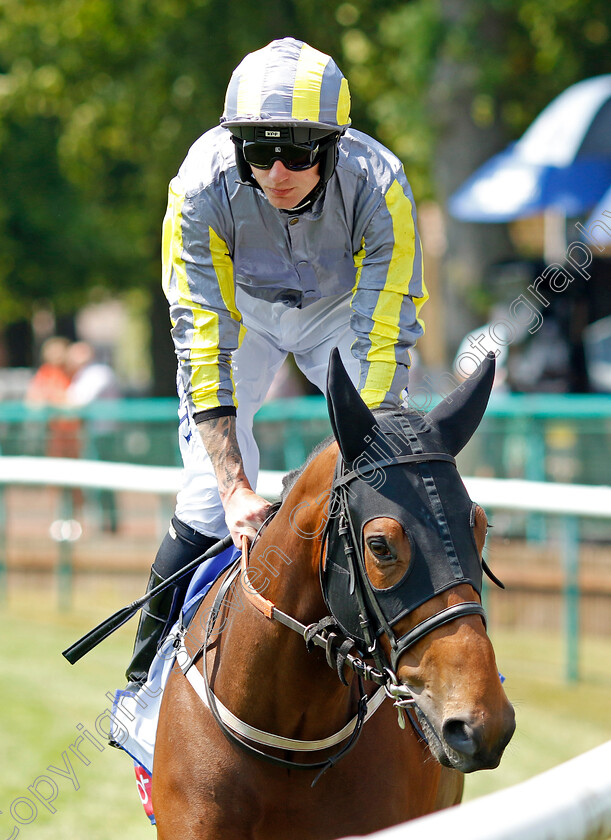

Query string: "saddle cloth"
[[110, 544, 239, 776]]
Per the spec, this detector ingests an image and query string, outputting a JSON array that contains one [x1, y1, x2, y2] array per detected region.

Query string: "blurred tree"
[[0, 0, 609, 380], [336, 0, 611, 352], [0, 0, 345, 386]]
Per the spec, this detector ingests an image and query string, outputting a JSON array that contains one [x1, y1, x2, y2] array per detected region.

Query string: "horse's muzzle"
[[415, 704, 516, 773]]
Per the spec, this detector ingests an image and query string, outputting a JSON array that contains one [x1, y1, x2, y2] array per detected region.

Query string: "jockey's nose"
[[268, 160, 290, 181]]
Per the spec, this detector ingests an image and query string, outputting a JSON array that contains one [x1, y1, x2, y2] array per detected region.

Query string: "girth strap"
[[179, 558, 389, 783]]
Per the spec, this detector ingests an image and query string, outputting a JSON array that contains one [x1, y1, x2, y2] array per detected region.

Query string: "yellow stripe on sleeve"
[[209, 227, 240, 323], [360, 179, 424, 407], [209, 226, 246, 352], [166, 203, 224, 411], [189, 307, 223, 411], [292, 43, 329, 122], [413, 240, 428, 331], [188, 228, 244, 411], [352, 237, 366, 290], [161, 189, 242, 412], [161, 183, 186, 305]]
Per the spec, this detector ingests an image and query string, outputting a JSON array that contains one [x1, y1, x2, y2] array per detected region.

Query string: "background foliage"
[[1, 0, 610, 382]]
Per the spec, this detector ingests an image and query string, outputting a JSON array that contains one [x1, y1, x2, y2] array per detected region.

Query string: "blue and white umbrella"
[[448, 74, 611, 224], [582, 183, 611, 250]]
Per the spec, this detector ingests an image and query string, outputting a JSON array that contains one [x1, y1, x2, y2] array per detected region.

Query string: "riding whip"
[[62, 533, 233, 664]]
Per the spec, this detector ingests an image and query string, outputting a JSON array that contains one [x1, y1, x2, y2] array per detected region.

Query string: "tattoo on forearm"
[[197, 415, 249, 496]]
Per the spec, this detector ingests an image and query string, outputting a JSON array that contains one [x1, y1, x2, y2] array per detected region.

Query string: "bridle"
[[174, 536, 393, 785], [177, 438, 491, 781]]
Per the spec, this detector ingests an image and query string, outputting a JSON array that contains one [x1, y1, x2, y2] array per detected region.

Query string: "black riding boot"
[[124, 568, 181, 692], [124, 517, 218, 692]]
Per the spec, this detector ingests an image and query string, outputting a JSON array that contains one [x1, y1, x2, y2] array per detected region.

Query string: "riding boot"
[[124, 517, 219, 692], [124, 567, 182, 692]]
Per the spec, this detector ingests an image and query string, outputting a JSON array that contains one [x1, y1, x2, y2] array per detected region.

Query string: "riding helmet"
[[221, 37, 351, 187]]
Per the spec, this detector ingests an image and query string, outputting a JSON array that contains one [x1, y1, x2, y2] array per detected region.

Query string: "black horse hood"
[[325, 347, 496, 464], [321, 349, 495, 655]]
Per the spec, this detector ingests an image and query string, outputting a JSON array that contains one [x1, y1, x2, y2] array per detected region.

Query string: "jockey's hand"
[[221, 485, 272, 548]]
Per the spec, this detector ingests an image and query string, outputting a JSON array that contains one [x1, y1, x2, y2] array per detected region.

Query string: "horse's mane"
[[280, 435, 335, 501]]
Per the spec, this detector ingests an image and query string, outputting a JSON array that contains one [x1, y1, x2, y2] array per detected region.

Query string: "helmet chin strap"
[[280, 179, 325, 214]]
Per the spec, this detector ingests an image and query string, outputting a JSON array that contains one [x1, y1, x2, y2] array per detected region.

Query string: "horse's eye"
[[366, 537, 393, 562]]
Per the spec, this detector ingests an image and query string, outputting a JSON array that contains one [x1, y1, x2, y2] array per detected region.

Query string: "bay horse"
[[153, 350, 515, 840]]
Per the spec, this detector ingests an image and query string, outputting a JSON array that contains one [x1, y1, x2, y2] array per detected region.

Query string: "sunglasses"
[[241, 139, 324, 171]]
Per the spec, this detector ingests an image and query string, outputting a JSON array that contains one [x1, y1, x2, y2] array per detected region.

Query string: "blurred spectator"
[[65, 341, 121, 406], [578, 315, 611, 393], [65, 341, 121, 532], [26, 336, 80, 458], [453, 324, 510, 392], [27, 336, 70, 405], [452, 305, 531, 392], [509, 317, 572, 393]]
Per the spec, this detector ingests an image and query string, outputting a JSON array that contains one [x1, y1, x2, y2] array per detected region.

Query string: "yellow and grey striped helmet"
[[221, 38, 351, 136]]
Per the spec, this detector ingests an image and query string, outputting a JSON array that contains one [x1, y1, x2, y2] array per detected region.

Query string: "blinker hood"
[[321, 348, 496, 666], [322, 414, 484, 652]]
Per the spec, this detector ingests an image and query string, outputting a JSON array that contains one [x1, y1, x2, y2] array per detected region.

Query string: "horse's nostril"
[[442, 717, 478, 757]]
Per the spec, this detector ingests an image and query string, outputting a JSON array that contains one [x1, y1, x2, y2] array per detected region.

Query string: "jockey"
[[125, 37, 428, 690]]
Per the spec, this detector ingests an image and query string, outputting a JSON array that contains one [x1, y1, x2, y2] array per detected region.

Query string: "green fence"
[[0, 398, 182, 466], [1, 393, 610, 484], [1, 396, 609, 682]]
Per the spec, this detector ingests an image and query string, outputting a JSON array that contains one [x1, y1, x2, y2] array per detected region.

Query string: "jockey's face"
[[250, 160, 320, 210]]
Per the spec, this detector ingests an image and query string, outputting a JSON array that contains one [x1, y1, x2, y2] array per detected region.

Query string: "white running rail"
[[0, 456, 610, 517], [340, 739, 611, 840], [2, 456, 610, 840]]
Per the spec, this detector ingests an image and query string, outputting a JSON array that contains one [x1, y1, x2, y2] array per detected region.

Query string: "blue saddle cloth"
[[181, 543, 241, 626]]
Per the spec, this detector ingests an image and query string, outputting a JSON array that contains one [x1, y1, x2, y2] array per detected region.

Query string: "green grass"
[[1, 591, 610, 838], [0, 592, 151, 840], [464, 627, 611, 800]]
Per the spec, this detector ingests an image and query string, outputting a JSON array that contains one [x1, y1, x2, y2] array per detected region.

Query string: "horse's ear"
[[326, 347, 377, 464], [426, 353, 496, 456]]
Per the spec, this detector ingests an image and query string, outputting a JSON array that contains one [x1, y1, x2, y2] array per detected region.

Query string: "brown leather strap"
[[240, 535, 275, 619]]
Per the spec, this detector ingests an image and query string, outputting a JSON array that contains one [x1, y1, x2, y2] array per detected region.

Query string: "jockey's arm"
[[196, 413, 271, 547]]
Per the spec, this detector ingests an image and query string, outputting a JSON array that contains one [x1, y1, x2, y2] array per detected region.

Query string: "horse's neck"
[[210, 445, 354, 736], [255, 443, 337, 620]]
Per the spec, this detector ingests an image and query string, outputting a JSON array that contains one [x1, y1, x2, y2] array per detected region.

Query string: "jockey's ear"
[[426, 352, 496, 456], [326, 347, 377, 465]]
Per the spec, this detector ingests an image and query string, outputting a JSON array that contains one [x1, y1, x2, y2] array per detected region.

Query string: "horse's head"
[[322, 349, 515, 773]]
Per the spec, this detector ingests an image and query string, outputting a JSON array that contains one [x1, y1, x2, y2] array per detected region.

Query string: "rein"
[[238, 536, 389, 688]]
